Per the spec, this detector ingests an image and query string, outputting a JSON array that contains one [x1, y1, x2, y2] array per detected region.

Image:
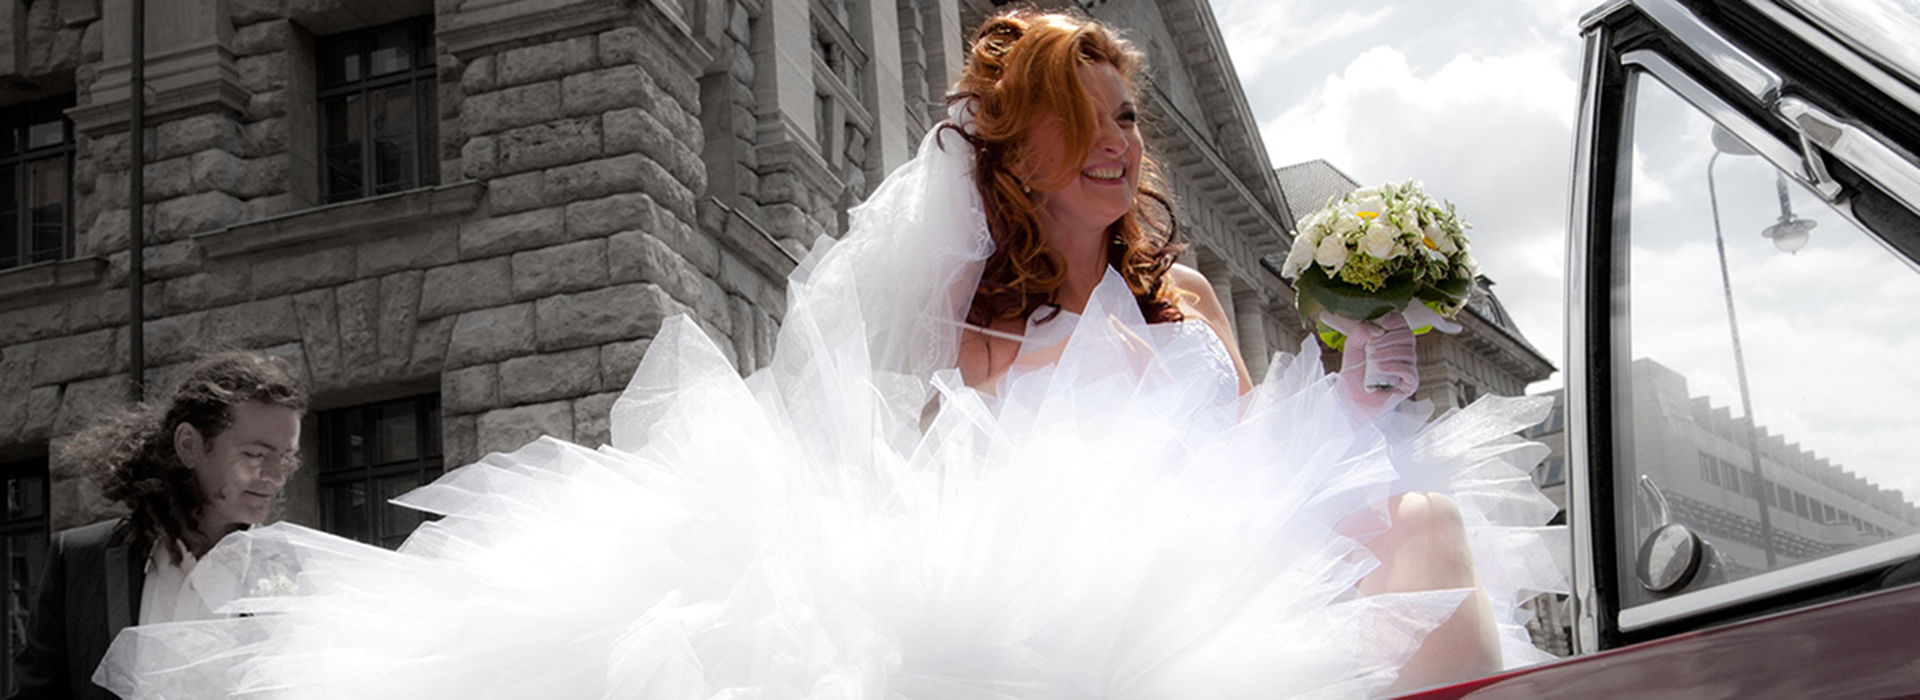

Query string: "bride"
[[97, 9, 1562, 699]]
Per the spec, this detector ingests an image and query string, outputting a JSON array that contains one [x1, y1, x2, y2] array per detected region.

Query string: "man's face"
[[182, 402, 301, 534]]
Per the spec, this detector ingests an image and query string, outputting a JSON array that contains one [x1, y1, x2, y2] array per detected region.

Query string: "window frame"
[[0, 96, 75, 273], [314, 18, 439, 205], [316, 395, 444, 549], [0, 457, 49, 695], [1568, 0, 1920, 653]]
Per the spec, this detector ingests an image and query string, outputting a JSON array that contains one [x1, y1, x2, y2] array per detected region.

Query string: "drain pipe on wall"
[[127, 0, 145, 402]]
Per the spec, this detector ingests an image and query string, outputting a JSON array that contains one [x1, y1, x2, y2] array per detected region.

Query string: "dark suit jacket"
[[8, 519, 145, 700]]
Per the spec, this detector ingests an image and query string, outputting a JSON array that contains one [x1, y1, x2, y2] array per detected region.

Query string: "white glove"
[[1322, 311, 1420, 421]]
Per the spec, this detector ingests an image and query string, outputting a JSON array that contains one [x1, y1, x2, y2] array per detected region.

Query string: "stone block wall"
[[0, 0, 808, 532], [0, 0, 973, 534]]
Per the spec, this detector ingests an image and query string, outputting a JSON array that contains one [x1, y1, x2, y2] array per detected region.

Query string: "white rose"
[[1318, 210, 1339, 232], [1353, 194, 1386, 220], [1332, 212, 1362, 234], [1429, 224, 1458, 254], [1394, 211, 1418, 233], [1300, 209, 1333, 232], [1282, 234, 1315, 277], [1352, 186, 1381, 202], [1362, 222, 1396, 259], [1315, 234, 1349, 273]]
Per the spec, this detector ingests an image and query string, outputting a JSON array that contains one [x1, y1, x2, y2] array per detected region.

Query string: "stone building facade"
[[0, 0, 1563, 686]]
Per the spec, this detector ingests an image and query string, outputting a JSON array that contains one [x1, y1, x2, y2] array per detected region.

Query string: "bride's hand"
[[1323, 312, 1419, 420]]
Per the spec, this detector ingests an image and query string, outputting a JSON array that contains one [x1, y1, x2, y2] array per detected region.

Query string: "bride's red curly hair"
[[947, 9, 1185, 326]]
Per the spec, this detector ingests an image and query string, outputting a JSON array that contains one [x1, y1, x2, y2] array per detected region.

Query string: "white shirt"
[[139, 543, 218, 625]]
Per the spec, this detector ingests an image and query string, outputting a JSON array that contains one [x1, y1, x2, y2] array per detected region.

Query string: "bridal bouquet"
[[1279, 179, 1477, 349]]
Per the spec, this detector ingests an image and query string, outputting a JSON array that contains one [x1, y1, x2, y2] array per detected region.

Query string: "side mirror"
[[1635, 476, 1726, 593]]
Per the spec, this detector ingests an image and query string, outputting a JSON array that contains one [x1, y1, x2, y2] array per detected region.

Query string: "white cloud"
[[1215, 3, 1397, 86]]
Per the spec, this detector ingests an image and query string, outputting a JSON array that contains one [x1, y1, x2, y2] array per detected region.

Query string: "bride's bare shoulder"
[[1165, 264, 1220, 321]]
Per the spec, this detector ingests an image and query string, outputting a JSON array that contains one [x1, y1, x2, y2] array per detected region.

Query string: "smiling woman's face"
[[1027, 62, 1143, 237]]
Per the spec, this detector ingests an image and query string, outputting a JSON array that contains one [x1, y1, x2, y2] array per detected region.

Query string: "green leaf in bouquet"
[[1420, 275, 1474, 303], [1295, 264, 1418, 322], [1316, 318, 1348, 351]]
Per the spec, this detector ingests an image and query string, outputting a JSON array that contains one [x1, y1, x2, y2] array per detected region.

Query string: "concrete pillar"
[[751, 0, 816, 152], [854, 0, 908, 176], [1234, 289, 1270, 382], [72, 0, 245, 133]]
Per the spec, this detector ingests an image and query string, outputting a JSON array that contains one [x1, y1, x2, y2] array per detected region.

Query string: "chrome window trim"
[[1578, 0, 1633, 31], [1621, 51, 1827, 197], [1750, 0, 1920, 119], [1566, 26, 1608, 657], [1775, 97, 1920, 218], [1621, 535, 1920, 630], [1630, 0, 1781, 102]]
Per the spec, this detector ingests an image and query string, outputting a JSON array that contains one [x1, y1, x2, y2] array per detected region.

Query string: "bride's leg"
[[1360, 491, 1501, 692]]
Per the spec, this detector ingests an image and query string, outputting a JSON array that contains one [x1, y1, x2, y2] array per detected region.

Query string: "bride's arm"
[[1167, 265, 1254, 395]]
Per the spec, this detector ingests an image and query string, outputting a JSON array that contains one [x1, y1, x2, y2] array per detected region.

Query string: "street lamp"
[[1705, 125, 1806, 569], [1762, 174, 1817, 253]]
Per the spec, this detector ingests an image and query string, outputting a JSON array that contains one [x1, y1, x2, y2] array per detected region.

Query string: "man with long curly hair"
[[8, 351, 306, 700]]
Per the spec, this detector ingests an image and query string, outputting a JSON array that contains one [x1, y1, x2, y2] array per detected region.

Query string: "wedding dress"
[[95, 107, 1566, 699]]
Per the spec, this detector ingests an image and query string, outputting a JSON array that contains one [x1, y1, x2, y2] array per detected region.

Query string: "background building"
[[1529, 360, 1920, 574], [1522, 358, 1920, 655], [0, 0, 1563, 687]]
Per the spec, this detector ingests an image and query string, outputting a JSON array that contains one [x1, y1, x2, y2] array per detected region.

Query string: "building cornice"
[[439, 0, 711, 72], [1154, 0, 1293, 225], [195, 181, 486, 259]]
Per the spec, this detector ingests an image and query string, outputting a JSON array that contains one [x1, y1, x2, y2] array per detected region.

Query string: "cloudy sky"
[[1205, 0, 1920, 506], [1209, 0, 1589, 389]]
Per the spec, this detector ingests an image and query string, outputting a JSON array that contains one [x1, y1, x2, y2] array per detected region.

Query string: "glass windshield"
[[1613, 68, 1920, 611]]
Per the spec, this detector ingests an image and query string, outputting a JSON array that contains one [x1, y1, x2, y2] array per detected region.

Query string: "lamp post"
[[1706, 126, 1812, 569]]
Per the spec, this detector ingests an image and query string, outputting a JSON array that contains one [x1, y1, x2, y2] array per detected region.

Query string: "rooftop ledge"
[[196, 181, 486, 258]]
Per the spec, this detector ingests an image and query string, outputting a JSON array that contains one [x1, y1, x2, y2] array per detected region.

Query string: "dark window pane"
[[0, 166, 15, 270], [5, 531, 46, 669], [323, 96, 365, 203], [320, 39, 362, 86], [370, 26, 413, 76], [327, 407, 368, 471], [4, 477, 44, 520], [374, 400, 419, 465], [28, 158, 65, 263], [372, 85, 415, 195], [424, 401, 443, 458], [417, 23, 435, 68], [25, 119, 62, 150], [417, 80, 438, 188], [376, 474, 426, 548], [323, 481, 370, 543], [320, 396, 441, 549]]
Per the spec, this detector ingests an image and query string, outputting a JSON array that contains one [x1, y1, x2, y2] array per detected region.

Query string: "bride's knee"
[[1387, 491, 1477, 584], [1391, 492, 1465, 536]]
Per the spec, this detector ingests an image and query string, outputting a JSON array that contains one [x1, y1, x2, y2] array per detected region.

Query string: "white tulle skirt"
[[96, 113, 1564, 700]]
